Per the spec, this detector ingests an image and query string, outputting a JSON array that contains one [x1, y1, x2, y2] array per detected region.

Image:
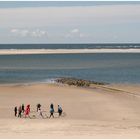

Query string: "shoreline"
[[0, 80, 139, 87], [0, 48, 140, 55], [0, 77, 140, 87]]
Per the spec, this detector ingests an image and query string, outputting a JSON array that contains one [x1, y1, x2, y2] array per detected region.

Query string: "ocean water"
[[0, 44, 140, 84]]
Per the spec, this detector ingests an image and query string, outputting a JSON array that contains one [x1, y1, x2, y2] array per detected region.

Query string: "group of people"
[[49, 103, 63, 118], [14, 103, 63, 118], [14, 104, 30, 118]]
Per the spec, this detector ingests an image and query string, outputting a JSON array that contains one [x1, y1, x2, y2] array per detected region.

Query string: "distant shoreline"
[[0, 48, 140, 55], [0, 77, 104, 87]]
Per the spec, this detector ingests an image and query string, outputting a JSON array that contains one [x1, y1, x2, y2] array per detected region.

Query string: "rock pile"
[[56, 77, 106, 87]]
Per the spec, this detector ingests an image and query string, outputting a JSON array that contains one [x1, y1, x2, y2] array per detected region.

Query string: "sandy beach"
[[0, 48, 140, 55], [0, 83, 140, 138]]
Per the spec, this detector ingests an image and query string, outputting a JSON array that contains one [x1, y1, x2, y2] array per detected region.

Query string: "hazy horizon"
[[0, 1, 140, 44]]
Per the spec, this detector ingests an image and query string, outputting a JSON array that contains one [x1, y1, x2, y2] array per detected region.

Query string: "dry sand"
[[0, 48, 140, 55], [0, 83, 140, 138]]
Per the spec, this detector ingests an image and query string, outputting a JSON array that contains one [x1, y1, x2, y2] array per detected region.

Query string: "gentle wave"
[[0, 44, 140, 50], [0, 78, 57, 86]]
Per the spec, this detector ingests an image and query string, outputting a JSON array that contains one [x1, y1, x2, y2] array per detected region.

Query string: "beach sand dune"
[[0, 83, 140, 138]]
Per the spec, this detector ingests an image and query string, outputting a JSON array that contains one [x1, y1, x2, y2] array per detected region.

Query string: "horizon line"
[[0, 43, 140, 45]]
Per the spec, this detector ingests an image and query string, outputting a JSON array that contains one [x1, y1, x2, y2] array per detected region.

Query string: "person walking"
[[38, 108, 44, 118], [49, 103, 54, 118], [25, 104, 30, 118], [14, 106, 17, 117], [58, 105, 63, 117], [36, 103, 41, 112], [18, 106, 22, 118], [21, 104, 25, 113]]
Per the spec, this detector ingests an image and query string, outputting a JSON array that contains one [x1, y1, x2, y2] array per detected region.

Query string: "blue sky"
[[0, 1, 140, 44]]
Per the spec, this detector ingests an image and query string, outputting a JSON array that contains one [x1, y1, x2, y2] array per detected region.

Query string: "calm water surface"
[[0, 53, 139, 84]]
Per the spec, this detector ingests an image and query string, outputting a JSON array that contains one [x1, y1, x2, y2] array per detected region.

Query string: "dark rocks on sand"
[[56, 78, 106, 87]]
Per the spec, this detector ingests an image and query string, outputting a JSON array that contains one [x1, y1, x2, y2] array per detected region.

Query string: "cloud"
[[10, 29, 29, 37], [79, 33, 85, 38], [70, 29, 79, 33], [31, 29, 47, 37], [66, 28, 87, 38], [10, 29, 19, 33], [19, 30, 29, 37], [10, 28, 47, 38]]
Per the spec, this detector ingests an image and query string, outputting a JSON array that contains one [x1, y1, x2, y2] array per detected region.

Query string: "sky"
[[0, 1, 140, 44]]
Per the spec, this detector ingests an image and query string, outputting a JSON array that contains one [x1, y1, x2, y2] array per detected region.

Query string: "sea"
[[0, 44, 140, 85]]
